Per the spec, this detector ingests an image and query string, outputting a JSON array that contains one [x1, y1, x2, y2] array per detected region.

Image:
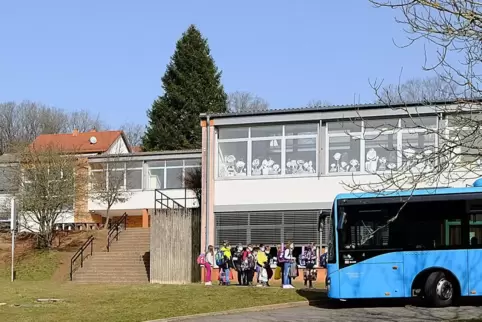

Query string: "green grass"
[[0, 250, 324, 322], [0, 250, 61, 281], [0, 281, 323, 322]]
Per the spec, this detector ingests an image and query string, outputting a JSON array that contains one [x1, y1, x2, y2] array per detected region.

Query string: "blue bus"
[[326, 184, 482, 307]]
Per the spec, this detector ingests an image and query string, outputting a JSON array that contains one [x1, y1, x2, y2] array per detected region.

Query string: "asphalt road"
[[177, 299, 482, 322]]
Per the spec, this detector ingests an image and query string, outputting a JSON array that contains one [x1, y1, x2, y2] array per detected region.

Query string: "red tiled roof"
[[131, 146, 142, 152], [31, 130, 125, 154]]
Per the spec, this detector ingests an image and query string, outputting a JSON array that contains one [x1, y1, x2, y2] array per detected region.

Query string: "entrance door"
[[468, 225, 482, 295]]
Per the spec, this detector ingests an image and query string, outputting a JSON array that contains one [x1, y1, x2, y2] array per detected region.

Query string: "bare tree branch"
[[89, 152, 133, 229], [307, 99, 332, 108], [8, 143, 87, 248], [228, 91, 269, 113], [183, 165, 202, 205], [120, 122, 144, 147], [67, 109, 105, 132], [376, 76, 460, 104]]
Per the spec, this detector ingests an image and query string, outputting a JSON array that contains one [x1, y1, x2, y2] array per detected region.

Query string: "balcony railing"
[[154, 188, 198, 211]]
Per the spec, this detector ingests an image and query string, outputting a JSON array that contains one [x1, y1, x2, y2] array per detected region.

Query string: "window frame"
[[325, 117, 439, 175], [125, 162, 143, 191], [146, 159, 201, 190], [216, 123, 319, 180]]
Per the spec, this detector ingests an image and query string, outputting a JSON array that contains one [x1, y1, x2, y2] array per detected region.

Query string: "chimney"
[[72, 129, 79, 136], [91, 127, 97, 132]]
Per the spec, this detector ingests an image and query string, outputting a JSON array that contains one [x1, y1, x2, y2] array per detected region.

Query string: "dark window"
[[328, 205, 336, 264], [339, 200, 467, 252]]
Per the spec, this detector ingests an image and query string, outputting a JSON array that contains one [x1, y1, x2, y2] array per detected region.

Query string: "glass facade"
[[90, 158, 201, 191], [217, 123, 319, 178], [216, 116, 440, 178], [327, 117, 437, 174]]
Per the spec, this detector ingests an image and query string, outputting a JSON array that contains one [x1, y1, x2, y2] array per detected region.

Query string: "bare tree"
[[228, 91, 269, 113], [334, 1, 482, 239], [183, 166, 202, 205], [307, 99, 331, 108], [67, 109, 105, 132], [120, 122, 144, 147], [360, 0, 482, 190], [377, 76, 460, 104], [0, 101, 67, 153], [0, 102, 110, 154], [89, 157, 132, 229], [10, 143, 87, 248]]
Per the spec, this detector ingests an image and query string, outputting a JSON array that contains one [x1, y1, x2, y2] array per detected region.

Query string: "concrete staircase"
[[72, 228, 150, 283]]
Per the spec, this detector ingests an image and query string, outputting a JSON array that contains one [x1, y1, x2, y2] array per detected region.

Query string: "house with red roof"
[[30, 129, 131, 155]]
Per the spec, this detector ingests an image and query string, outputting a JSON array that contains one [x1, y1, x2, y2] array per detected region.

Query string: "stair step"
[[73, 278, 149, 282], [82, 264, 149, 268], [73, 280, 149, 283], [71, 228, 152, 282]]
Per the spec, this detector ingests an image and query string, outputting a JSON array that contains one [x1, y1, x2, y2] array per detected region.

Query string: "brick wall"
[[74, 157, 90, 222], [111, 215, 142, 228], [201, 267, 327, 284]]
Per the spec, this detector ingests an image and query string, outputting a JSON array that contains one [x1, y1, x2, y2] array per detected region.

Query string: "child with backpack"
[[218, 241, 232, 285], [242, 245, 255, 286], [232, 244, 244, 285], [197, 245, 214, 286], [256, 245, 269, 287], [281, 242, 296, 289], [302, 243, 317, 288]]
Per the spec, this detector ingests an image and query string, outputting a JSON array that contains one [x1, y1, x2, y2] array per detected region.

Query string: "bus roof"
[[335, 186, 482, 201]]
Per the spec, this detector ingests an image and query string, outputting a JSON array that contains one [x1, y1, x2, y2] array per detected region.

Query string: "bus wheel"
[[424, 271, 454, 307]]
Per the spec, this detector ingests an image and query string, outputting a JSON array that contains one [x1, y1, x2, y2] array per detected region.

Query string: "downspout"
[[205, 115, 210, 251]]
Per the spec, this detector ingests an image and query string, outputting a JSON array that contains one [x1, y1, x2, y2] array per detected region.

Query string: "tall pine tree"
[[142, 25, 227, 151]]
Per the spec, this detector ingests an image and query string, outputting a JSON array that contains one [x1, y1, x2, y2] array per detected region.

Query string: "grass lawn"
[[0, 250, 62, 281], [0, 281, 323, 322], [0, 240, 324, 322]]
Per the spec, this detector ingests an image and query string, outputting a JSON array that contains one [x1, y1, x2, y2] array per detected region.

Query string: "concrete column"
[[142, 209, 149, 228]]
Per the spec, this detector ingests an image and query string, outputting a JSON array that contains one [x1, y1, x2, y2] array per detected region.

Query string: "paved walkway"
[[176, 301, 482, 322]]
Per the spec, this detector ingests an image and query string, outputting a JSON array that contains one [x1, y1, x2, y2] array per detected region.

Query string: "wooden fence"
[[150, 208, 201, 284]]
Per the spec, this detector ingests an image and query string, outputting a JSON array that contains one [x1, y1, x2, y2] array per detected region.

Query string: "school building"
[[199, 100, 479, 259]]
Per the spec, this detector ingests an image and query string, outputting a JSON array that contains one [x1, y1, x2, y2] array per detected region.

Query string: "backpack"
[[278, 249, 286, 264], [320, 252, 327, 268], [215, 251, 225, 266], [247, 253, 256, 269], [197, 253, 206, 266]]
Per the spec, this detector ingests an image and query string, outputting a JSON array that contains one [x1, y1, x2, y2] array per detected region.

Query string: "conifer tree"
[[143, 25, 227, 151]]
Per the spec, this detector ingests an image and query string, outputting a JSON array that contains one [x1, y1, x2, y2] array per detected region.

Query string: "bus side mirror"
[[338, 212, 346, 230]]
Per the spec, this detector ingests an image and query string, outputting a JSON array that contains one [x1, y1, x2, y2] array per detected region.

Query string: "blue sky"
[[0, 1, 432, 128]]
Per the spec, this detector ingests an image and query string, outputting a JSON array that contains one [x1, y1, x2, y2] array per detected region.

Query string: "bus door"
[[467, 208, 482, 296], [338, 207, 404, 299]]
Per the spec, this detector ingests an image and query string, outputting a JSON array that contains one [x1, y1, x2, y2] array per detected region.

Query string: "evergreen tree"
[[143, 25, 227, 151]]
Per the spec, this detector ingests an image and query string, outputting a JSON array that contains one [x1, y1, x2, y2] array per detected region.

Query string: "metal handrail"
[[107, 212, 128, 252], [70, 235, 94, 281], [154, 188, 198, 212]]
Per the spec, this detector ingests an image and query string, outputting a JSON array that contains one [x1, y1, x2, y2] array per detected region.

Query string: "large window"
[[217, 123, 318, 178], [327, 121, 362, 173], [327, 116, 437, 174], [337, 199, 467, 268], [91, 159, 200, 191], [341, 201, 465, 250], [446, 115, 482, 168], [126, 162, 143, 190], [146, 159, 200, 189]]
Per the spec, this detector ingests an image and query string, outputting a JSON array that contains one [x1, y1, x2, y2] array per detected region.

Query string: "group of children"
[[198, 241, 324, 289]]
